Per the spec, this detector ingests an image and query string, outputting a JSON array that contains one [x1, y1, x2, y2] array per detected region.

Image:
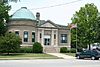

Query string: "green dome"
[[11, 7, 36, 20]]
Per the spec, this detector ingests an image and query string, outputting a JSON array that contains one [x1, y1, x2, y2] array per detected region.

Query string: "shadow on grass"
[[0, 53, 25, 56], [0, 53, 46, 56]]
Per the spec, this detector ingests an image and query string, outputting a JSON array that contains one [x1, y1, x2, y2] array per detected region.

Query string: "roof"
[[11, 7, 36, 20], [38, 20, 68, 29]]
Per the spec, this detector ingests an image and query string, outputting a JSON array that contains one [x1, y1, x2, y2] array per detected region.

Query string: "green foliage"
[[71, 3, 99, 50], [60, 47, 76, 53], [60, 47, 68, 53], [70, 48, 76, 53], [0, 2, 10, 35], [33, 42, 43, 53], [0, 32, 22, 54], [19, 47, 33, 53], [3, 0, 20, 3]]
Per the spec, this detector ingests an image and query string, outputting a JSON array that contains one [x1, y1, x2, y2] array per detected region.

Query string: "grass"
[[0, 53, 61, 60], [65, 53, 75, 57]]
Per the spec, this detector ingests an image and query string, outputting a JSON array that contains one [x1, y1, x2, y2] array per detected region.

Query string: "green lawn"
[[65, 53, 75, 57], [0, 53, 61, 60]]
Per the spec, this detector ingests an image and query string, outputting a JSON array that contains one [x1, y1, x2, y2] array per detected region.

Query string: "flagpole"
[[69, 23, 77, 52], [76, 23, 77, 53]]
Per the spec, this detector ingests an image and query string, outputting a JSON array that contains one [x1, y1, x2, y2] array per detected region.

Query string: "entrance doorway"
[[44, 35, 51, 45]]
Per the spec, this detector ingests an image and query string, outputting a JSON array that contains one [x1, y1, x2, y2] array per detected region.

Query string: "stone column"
[[37, 29, 40, 43], [55, 30, 58, 47], [41, 29, 44, 47], [28, 31, 31, 44], [51, 30, 54, 46], [37, 29, 42, 44]]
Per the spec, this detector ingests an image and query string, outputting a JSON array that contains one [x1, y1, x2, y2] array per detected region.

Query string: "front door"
[[44, 35, 51, 45]]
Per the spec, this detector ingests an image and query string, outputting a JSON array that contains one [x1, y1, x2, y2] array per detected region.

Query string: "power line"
[[30, 0, 83, 10], [10, 0, 83, 11]]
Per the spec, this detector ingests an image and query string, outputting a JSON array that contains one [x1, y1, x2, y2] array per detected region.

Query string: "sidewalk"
[[47, 53, 75, 59]]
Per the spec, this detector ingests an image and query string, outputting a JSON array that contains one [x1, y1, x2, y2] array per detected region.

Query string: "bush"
[[77, 48, 83, 52], [60, 47, 68, 53], [19, 47, 33, 53], [33, 42, 43, 53], [70, 48, 76, 53]]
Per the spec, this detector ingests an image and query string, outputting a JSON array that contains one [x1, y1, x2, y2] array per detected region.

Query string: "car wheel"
[[91, 56, 95, 60], [95, 58, 99, 60], [77, 56, 80, 59]]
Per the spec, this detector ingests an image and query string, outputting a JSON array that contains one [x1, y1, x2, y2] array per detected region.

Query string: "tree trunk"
[[88, 44, 91, 50], [7, 52, 9, 55]]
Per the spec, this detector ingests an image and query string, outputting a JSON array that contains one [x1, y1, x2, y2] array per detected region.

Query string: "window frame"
[[61, 34, 67, 43]]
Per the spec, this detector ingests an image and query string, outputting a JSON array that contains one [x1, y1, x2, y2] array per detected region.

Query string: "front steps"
[[44, 46, 59, 53]]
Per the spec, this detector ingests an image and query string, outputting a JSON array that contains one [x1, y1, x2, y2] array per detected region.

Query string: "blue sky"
[[9, 0, 100, 25]]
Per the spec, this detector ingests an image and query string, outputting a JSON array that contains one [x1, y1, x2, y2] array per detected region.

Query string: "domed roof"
[[11, 7, 36, 20]]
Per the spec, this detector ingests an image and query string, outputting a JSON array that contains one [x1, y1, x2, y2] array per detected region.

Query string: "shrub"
[[33, 42, 43, 53], [19, 47, 33, 53], [70, 48, 76, 53], [77, 48, 83, 52], [60, 47, 68, 53]]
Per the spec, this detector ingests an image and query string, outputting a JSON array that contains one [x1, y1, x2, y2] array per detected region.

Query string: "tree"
[[94, 14, 100, 43], [2, 0, 20, 3], [0, 2, 10, 35], [0, 33, 22, 54], [71, 3, 99, 50]]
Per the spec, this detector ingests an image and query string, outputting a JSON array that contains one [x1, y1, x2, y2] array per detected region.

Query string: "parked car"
[[76, 49, 100, 60]]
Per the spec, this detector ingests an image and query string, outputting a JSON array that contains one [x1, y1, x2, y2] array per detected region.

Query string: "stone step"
[[44, 47, 59, 53]]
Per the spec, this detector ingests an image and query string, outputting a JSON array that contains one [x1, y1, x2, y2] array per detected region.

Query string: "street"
[[0, 59, 100, 67]]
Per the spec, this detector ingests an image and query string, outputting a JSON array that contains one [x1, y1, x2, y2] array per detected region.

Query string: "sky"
[[9, 0, 100, 25]]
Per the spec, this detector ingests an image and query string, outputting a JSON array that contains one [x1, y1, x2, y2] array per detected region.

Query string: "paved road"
[[0, 59, 100, 67]]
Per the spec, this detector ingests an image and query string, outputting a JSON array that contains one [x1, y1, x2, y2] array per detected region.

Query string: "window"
[[32, 32, 35, 42], [24, 31, 28, 42], [61, 34, 67, 43], [54, 34, 56, 39], [15, 31, 19, 36], [40, 33, 42, 38]]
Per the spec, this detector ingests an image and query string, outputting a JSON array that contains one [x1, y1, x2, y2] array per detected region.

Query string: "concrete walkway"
[[47, 53, 75, 59]]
